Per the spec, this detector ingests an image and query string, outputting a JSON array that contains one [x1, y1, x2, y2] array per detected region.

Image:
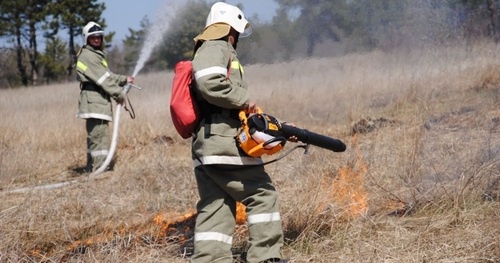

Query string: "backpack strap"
[[224, 50, 232, 81], [203, 47, 234, 139]]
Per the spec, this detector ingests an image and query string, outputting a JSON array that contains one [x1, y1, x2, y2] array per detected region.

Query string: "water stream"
[[132, 0, 183, 77]]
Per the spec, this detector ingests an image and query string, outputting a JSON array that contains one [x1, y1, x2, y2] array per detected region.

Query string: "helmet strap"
[[228, 28, 239, 49]]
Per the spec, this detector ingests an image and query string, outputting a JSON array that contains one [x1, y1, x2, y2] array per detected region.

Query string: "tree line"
[[0, 0, 499, 88]]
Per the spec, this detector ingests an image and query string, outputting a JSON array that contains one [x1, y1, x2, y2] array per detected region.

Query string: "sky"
[[101, 0, 279, 45]]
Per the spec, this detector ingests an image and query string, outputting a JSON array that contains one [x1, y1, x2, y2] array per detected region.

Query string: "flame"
[[334, 134, 368, 219], [236, 202, 247, 224], [337, 134, 368, 218], [153, 210, 197, 238], [49, 202, 248, 259], [316, 134, 368, 219]]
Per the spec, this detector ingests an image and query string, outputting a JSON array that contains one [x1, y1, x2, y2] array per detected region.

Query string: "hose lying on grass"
[[3, 84, 140, 194]]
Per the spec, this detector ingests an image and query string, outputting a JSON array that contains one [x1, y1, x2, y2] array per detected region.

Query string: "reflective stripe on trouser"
[[191, 164, 284, 263], [86, 118, 110, 171]]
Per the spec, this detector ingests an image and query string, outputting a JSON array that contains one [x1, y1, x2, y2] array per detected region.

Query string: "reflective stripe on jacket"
[[191, 40, 262, 166], [76, 45, 128, 121]]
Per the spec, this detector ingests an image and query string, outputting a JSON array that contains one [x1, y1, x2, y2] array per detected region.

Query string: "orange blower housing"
[[236, 110, 286, 157]]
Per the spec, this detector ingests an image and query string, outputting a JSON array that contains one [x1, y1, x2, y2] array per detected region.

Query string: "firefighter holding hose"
[[190, 2, 289, 262], [76, 21, 134, 172]]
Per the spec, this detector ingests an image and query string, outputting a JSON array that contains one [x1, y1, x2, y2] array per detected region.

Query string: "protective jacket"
[[76, 45, 127, 121], [191, 40, 263, 167]]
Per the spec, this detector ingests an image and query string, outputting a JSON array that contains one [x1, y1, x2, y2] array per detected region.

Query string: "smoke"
[[277, 1, 489, 58], [131, 0, 183, 77]]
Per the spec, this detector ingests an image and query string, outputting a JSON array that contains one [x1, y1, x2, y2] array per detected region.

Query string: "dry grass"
[[1, 40, 499, 262]]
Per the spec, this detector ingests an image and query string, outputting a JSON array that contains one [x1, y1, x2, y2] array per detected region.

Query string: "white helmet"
[[206, 2, 252, 38], [82, 21, 104, 44]]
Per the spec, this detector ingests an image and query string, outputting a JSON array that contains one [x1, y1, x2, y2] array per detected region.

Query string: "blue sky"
[[101, 0, 279, 45]]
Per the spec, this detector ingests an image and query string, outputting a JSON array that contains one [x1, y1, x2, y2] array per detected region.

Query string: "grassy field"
[[0, 41, 499, 262]]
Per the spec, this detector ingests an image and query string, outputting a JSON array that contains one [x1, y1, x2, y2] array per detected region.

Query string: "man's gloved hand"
[[116, 96, 125, 105], [246, 101, 257, 113]]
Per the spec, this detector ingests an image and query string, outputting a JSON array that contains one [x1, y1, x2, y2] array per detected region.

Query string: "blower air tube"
[[280, 124, 346, 152]]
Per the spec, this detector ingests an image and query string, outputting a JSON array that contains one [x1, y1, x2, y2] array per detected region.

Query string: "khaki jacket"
[[76, 45, 127, 121], [191, 40, 263, 167]]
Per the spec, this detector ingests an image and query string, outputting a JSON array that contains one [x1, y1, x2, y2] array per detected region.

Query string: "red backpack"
[[170, 55, 231, 139], [170, 61, 199, 139]]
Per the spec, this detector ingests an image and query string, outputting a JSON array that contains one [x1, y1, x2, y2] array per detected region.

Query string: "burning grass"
[[1, 41, 500, 262]]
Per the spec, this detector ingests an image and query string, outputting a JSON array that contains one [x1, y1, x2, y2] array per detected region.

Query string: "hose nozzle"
[[129, 83, 143, 90], [123, 83, 143, 94]]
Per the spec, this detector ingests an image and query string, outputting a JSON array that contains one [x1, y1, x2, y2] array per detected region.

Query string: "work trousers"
[[85, 118, 110, 171], [191, 164, 284, 263]]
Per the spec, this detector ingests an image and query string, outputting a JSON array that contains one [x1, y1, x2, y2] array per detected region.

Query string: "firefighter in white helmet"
[[190, 2, 289, 263], [76, 21, 134, 172]]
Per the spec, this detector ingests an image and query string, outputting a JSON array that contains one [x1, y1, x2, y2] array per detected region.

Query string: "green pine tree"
[[48, 0, 106, 80]]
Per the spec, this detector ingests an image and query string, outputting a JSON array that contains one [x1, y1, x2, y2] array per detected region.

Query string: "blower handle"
[[280, 123, 346, 152]]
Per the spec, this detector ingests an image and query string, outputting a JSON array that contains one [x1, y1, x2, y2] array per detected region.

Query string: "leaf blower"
[[237, 109, 346, 158]]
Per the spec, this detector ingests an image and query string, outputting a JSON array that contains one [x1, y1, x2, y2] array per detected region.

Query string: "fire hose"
[[92, 83, 140, 175], [3, 84, 141, 194]]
